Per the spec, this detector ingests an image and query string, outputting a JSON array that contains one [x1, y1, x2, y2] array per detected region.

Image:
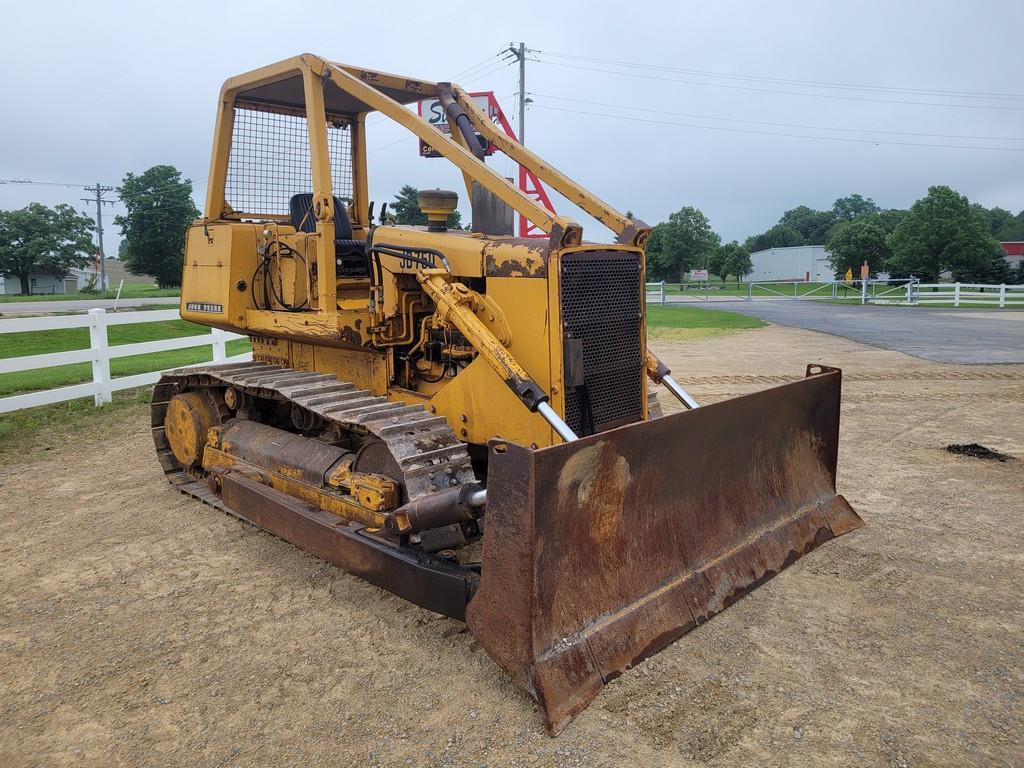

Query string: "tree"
[[973, 204, 1024, 241], [826, 218, 891, 278], [645, 206, 719, 281], [725, 243, 753, 282], [710, 241, 751, 282], [779, 205, 837, 244], [390, 185, 463, 228], [888, 186, 996, 282], [874, 208, 907, 236], [116, 165, 199, 288], [952, 249, 1012, 284], [751, 223, 805, 251], [996, 211, 1024, 241], [1014, 260, 1024, 285], [832, 194, 880, 222], [707, 244, 728, 283], [0, 203, 94, 295]]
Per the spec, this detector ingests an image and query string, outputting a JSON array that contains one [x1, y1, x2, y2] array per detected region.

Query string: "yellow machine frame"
[[181, 53, 653, 449]]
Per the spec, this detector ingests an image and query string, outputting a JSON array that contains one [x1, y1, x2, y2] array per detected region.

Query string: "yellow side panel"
[[430, 276, 555, 448], [180, 223, 258, 332], [484, 277, 552, 382], [430, 359, 553, 447]]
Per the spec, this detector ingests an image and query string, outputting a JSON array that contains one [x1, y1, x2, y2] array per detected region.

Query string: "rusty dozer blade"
[[466, 365, 863, 734]]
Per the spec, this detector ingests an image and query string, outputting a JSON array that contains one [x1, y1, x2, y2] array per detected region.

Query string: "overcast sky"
[[2, 0, 1022, 251]]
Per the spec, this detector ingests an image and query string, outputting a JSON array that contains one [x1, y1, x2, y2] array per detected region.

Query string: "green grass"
[[646, 305, 765, 341], [1, 283, 180, 302], [0, 388, 152, 457], [0, 319, 250, 396]]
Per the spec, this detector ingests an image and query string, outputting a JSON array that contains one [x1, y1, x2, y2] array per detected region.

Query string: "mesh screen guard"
[[225, 106, 354, 217], [560, 251, 645, 435]]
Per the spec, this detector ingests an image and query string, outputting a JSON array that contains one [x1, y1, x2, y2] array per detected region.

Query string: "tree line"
[[750, 188, 1023, 284], [644, 188, 1024, 285], [2, 171, 1022, 295]]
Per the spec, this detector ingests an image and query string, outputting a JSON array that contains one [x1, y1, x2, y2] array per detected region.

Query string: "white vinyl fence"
[[912, 283, 1024, 307], [0, 308, 252, 414], [646, 280, 1024, 307]]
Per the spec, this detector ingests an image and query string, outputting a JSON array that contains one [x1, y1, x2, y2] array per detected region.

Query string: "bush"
[[79, 273, 100, 295]]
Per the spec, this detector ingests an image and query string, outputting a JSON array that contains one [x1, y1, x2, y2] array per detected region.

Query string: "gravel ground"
[[1, 325, 1021, 767]]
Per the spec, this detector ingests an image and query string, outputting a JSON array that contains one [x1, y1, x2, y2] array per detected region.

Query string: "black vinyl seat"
[[288, 194, 369, 277]]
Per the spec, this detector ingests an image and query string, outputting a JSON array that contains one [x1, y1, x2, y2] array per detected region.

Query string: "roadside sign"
[[690, 269, 709, 281], [860, 261, 870, 280], [844, 267, 854, 283], [417, 93, 497, 158], [414, 91, 557, 239]]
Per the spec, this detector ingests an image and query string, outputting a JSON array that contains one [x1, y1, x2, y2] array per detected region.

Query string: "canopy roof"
[[224, 55, 439, 118]]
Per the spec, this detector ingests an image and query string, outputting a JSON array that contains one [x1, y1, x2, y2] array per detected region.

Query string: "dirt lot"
[[1, 325, 1021, 767]]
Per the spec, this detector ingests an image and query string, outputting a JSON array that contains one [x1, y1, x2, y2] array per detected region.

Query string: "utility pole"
[[505, 42, 528, 144], [82, 183, 115, 293]]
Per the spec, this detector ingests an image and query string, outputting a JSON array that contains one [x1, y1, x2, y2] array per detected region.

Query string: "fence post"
[[88, 308, 112, 406], [660, 280, 666, 306], [861, 279, 867, 305], [954, 282, 961, 307], [211, 328, 227, 362], [747, 282, 752, 301], [999, 284, 1006, 308]]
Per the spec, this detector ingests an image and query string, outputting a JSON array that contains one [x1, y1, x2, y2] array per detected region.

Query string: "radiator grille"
[[560, 251, 644, 435]]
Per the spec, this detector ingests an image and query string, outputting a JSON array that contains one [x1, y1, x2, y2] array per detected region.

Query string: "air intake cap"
[[417, 189, 458, 232]]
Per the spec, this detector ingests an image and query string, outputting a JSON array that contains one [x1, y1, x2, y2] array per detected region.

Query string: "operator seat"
[[288, 193, 369, 277]]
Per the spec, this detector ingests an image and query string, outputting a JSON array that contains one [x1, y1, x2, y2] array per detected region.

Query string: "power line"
[[536, 50, 1024, 101], [1, 176, 206, 195], [448, 54, 505, 83], [531, 57, 1024, 112], [529, 92, 1024, 142], [530, 103, 1024, 152], [1, 178, 110, 188], [459, 59, 514, 88]]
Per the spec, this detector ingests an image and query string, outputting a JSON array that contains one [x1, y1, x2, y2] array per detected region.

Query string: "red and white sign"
[[416, 94, 497, 158], [690, 269, 709, 281], [415, 91, 555, 238]]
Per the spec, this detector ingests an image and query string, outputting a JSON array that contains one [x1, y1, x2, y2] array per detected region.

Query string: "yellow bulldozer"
[[154, 54, 863, 734]]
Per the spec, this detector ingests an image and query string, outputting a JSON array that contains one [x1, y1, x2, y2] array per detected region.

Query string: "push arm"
[[645, 351, 700, 410]]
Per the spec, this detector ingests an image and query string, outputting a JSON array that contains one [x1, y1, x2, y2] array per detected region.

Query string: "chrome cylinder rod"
[[467, 488, 488, 508], [662, 374, 700, 410], [536, 400, 579, 442]]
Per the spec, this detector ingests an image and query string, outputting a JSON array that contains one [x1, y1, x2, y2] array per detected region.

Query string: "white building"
[[0, 267, 110, 295], [745, 245, 834, 283]]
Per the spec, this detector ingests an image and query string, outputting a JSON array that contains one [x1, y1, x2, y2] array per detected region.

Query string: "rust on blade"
[[466, 367, 863, 734]]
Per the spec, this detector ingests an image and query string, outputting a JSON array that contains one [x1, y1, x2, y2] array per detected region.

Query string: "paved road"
[[0, 297, 179, 315], [692, 301, 1024, 364]]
